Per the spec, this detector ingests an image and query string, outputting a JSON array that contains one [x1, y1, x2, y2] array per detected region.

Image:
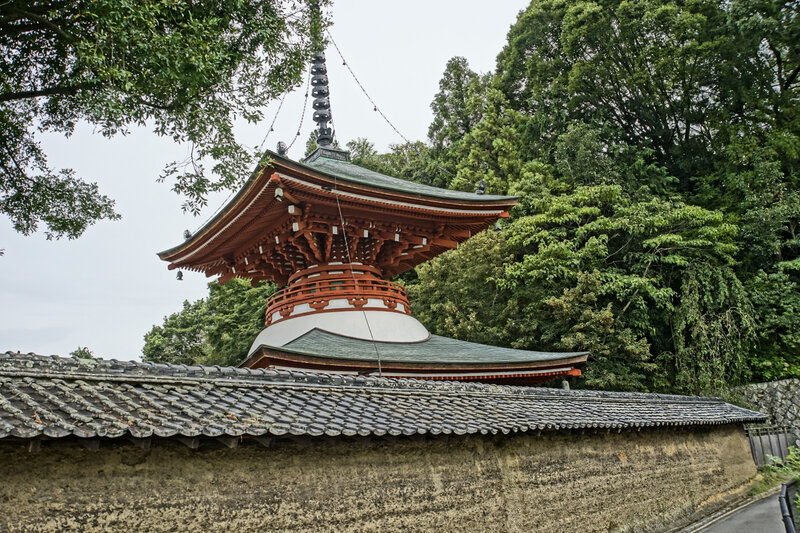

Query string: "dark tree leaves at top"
[[0, 0, 327, 239]]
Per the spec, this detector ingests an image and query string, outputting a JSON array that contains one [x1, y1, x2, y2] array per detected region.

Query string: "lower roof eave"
[[266, 363, 582, 381], [242, 346, 589, 373]]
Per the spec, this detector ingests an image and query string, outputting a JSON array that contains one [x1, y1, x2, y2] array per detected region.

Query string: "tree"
[[428, 57, 480, 154], [352, 139, 447, 187], [726, 0, 800, 157], [449, 85, 532, 195], [142, 299, 211, 366], [408, 230, 516, 347], [69, 346, 94, 359], [345, 138, 388, 173], [426, 59, 490, 187], [1, 0, 325, 239], [746, 266, 800, 381], [142, 278, 276, 366], [494, 0, 755, 190], [139, 0, 800, 391], [410, 183, 754, 393]]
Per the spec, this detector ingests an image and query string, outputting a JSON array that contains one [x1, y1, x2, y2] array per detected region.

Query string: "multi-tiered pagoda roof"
[[160, 149, 588, 385], [159, 48, 587, 385]]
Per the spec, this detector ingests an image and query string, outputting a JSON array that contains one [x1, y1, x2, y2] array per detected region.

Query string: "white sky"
[[0, 1, 529, 361]]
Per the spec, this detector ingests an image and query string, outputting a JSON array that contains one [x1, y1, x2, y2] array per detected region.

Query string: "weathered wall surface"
[[0, 425, 755, 533], [739, 379, 800, 447]]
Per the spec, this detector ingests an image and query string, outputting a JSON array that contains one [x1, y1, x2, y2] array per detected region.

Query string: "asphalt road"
[[697, 495, 785, 533]]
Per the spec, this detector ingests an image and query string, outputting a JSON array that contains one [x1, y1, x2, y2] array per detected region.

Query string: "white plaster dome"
[[248, 309, 430, 354]]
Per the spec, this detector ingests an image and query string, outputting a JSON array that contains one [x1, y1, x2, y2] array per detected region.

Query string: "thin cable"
[[332, 176, 383, 377], [286, 71, 311, 152], [326, 30, 455, 180], [257, 91, 289, 152], [326, 30, 410, 144]]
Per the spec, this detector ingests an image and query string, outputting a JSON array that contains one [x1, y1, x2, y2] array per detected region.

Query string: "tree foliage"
[[69, 346, 94, 360], [142, 279, 276, 366], [408, 0, 800, 392], [412, 182, 753, 393], [1, 0, 324, 238]]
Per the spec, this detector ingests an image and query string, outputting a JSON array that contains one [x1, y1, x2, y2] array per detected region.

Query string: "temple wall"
[[0, 425, 756, 533], [738, 379, 800, 447]]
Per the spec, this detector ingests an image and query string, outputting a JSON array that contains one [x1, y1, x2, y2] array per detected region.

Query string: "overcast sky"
[[0, 1, 530, 361]]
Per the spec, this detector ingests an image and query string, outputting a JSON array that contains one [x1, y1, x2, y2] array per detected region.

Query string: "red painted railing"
[[265, 277, 410, 325]]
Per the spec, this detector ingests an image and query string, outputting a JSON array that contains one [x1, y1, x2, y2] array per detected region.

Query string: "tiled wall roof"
[[0, 352, 764, 441]]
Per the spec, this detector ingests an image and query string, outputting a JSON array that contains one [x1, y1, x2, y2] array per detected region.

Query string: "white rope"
[[332, 176, 383, 377]]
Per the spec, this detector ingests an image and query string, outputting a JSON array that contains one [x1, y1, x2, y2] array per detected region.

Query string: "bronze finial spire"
[[311, 52, 333, 147], [302, 1, 348, 163]]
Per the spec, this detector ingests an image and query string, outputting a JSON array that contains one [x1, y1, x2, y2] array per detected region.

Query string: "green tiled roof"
[[270, 329, 588, 364], [159, 151, 515, 258], [298, 154, 516, 203]]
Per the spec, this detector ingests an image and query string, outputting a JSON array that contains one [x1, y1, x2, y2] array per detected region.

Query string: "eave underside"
[[159, 160, 516, 284], [244, 350, 582, 386]]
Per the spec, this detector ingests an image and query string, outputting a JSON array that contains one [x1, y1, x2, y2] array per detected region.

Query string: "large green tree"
[[494, 0, 799, 195], [143, 279, 276, 366], [411, 182, 753, 393], [141, 0, 800, 392], [1, 0, 325, 239]]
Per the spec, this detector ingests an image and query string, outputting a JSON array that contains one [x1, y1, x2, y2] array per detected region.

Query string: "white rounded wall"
[[249, 310, 430, 353]]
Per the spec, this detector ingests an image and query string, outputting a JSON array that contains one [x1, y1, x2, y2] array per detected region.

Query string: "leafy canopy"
[[1, 0, 325, 238], [142, 279, 276, 367], [411, 180, 752, 393], [143, 0, 800, 394]]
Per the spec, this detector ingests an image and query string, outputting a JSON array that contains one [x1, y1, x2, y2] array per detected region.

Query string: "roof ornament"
[[302, 2, 350, 164], [311, 52, 332, 147], [302, 51, 350, 164]]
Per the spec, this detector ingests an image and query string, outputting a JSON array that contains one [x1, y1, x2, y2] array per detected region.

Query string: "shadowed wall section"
[[0, 425, 755, 533]]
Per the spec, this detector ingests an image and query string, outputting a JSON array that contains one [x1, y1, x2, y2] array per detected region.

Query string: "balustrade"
[[265, 276, 410, 325]]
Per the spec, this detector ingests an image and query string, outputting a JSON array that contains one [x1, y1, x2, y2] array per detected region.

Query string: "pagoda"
[[159, 50, 587, 385]]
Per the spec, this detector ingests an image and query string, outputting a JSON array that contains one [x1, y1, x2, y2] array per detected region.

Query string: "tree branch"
[[0, 83, 90, 103], [782, 64, 800, 92], [5, 6, 74, 42], [768, 42, 784, 88]]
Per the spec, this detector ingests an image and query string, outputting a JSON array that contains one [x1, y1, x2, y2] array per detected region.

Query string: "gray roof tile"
[[0, 352, 764, 441]]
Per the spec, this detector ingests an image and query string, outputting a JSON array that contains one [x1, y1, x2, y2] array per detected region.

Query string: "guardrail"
[[779, 479, 797, 533]]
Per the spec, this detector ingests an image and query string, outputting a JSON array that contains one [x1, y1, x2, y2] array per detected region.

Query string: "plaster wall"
[[0, 425, 755, 533]]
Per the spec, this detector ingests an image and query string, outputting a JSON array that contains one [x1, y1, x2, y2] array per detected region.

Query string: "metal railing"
[[779, 479, 797, 533]]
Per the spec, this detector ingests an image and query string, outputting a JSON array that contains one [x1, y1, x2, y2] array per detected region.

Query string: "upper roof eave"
[[158, 150, 518, 260]]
